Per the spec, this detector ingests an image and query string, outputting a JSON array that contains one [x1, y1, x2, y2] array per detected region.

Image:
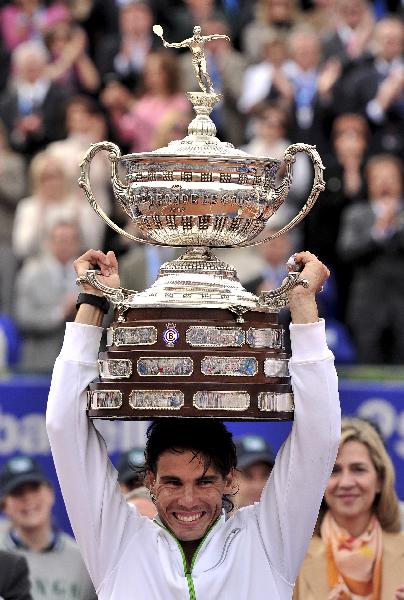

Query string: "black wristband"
[[76, 293, 110, 314]]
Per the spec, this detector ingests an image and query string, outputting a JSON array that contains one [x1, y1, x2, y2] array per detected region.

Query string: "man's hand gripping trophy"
[[153, 24, 230, 94]]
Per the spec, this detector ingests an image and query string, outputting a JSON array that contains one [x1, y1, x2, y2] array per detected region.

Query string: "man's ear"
[[224, 468, 236, 493]]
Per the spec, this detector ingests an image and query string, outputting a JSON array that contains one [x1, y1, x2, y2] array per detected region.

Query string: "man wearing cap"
[[0, 456, 97, 600], [117, 447, 146, 494], [235, 434, 275, 509]]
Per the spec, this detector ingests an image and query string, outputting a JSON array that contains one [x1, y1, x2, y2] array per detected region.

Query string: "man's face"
[[237, 461, 272, 508], [149, 450, 234, 542], [2, 482, 54, 531]]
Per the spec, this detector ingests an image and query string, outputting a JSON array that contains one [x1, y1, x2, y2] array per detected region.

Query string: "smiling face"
[[149, 450, 234, 542], [3, 482, 54, 532], [324, 440, 381, 535]]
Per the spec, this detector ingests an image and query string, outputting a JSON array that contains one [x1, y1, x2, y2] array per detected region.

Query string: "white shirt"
[[46, 320, 340, 600]]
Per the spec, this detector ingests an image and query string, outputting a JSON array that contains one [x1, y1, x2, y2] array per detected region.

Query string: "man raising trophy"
[[46, 248, 340, 600]]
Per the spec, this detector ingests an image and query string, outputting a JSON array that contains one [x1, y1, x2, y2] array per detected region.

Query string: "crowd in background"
[[0, 0, 403, 373]]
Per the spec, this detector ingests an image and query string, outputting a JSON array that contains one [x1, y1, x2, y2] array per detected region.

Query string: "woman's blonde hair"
[[29, 150, 70, 196], [315, 417, 401, 535]]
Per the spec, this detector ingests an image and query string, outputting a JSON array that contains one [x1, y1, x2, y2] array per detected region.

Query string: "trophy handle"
[[78, 141, 155, 246], [239, 143, 325, 247]]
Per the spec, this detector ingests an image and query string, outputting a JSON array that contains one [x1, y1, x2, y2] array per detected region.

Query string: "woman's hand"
[[327, 583, 348, 600], [394, 585, 404, 600]]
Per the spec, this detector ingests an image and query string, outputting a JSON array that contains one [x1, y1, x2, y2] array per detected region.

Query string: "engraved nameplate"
[[87, 390, 123, 410], [129, 390, 184, 410], [193, 391, 250, 411], [264, 359, 289, 378], [201, 356, 257, 376], [137, 357, 194, 376], [246, 328, 284, 349], [186, 326, 245, 348], [107, 326, 157, 347], [258, 392, 294, 412], [98, 359, 132, 379]]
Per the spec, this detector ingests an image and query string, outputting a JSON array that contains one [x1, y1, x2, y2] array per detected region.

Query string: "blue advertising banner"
[[0, 376, 403, 534]]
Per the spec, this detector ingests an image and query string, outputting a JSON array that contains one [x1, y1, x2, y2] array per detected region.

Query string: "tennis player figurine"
[[153, 24, 230, 93]]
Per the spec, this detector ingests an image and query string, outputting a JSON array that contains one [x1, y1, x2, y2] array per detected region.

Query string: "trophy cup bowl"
[[77, 27, 326, 421]]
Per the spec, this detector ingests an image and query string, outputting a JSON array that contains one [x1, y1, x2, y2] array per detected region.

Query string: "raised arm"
[[255, 251, 340, 587], [163, 39, 190, 49], [46, 250, 142, 591], [203, 34, 230, 42]]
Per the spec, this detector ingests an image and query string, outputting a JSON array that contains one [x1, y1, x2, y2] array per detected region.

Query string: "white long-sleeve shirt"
[[46, 319, 340, 600]]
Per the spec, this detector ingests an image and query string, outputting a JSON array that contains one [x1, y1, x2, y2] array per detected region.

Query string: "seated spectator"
[[180, 18, 247, 147], [0, 456, 96, 600], [339, 16, 404, 156], [242, 0, 302, 64], [293, 417, 404, 599], [95, 0, 159, 92], [234, 435, 275, 509], [338, 154, 404, 364], [0, 549, 32, 600], [0, 119, 26, 313], [48, 95, 112, 250], [102, 51, 190, 153], [0, 41, 69, 158], [12, 150, 90, 260], [44, 13, 101, 94], [14, 221, 81, 373]]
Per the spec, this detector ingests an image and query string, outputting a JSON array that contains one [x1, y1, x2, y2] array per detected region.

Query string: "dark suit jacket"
[[0, 550, 32, 600], [293, 531, 404, 599]]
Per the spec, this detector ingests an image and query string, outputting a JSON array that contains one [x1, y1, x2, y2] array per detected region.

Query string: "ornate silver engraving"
[[201, 356, 257, 376], [263, 359, 290, 378], [87, 390, 123, 410], [193, 391, 250, 410], [137, 357, 194, 376], [186, 326, 245, 347], [129, 390, 184, 410], [110, 326, 158, 347], [258, 392, 294, 412], [246, 328, 284, 350], [98, 359, 132, 379]]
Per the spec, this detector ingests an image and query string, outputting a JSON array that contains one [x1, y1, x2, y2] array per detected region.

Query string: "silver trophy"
[[78, 25, 325, 420]]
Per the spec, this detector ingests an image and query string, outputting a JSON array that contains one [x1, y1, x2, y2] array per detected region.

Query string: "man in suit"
[[0, 549, 32, 600]]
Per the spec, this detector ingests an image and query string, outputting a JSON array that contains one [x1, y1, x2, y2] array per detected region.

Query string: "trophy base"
[[87, 307, 294, 421]]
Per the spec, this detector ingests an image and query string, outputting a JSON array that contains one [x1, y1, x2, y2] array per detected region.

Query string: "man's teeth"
[[175, 512, 203, 523]]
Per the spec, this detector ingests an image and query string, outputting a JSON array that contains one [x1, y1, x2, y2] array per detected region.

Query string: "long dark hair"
[[143, 418, 237, 512]]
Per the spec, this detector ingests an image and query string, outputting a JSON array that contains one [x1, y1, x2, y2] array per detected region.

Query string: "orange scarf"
[[321, 512, 383, 600]]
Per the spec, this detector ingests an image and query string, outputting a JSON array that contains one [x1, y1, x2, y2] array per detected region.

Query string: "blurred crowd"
[[0, 0, 403, 372]]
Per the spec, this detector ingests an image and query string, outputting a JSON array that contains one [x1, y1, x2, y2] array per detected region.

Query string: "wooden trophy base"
[[87, 307, 294, 421]]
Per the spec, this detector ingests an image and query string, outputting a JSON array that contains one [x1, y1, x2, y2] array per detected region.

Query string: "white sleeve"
[[46, 323, 141, 589], [255, 319, 340, 584]]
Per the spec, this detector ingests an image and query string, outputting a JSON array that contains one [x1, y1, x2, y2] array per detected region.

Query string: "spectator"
[[0, 549, 32, 600], [293, 417, 404, 599], [0, 455, 96, 600], [0, 41, 69, 158], [302, 0, 337, 36], [48, 95, 112, 250], [117, 447, 146, 494], [14, 221, 81, 373], [338, 154, 404, 363], [0, 119, 26, 313], [166, 0, 226, 45], [12, 150, 89, 261], [242, 0, 302, 63], [44, 16, 101, 94], [180, 18, 247, 147], [322, 0, 375, 65], [95, 0, 159, 92], [303, 112, 369, 318], [102, 51, 190, 153], [341, 16, 404, 156], [234, 434, 275, 509]]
